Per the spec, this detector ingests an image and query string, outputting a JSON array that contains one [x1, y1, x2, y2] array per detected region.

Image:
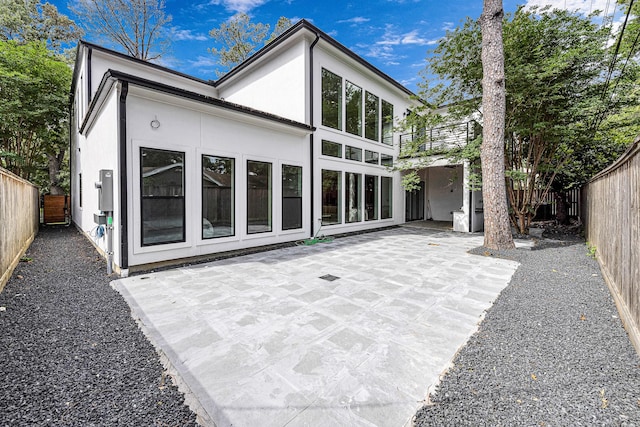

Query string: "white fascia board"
[[79, 76, 119, 136]]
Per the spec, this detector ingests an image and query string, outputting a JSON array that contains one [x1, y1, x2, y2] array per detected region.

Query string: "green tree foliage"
[[70, 0, 172, 61], [209, 14, 293, 76], [0, 41, 72, 193], [405, 6, 628, 233], [0, 0, 82, 57]]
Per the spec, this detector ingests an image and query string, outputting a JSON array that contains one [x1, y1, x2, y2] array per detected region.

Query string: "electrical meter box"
[[95, 169, 114, 212]]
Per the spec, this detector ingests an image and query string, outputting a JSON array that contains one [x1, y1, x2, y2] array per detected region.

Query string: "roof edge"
[[71, 40, 214, 93], [102, 69, 314, 132], [214, 19, 417, 99]]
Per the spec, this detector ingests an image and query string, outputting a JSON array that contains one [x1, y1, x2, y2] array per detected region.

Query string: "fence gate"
[[42, 195, 70, 225]]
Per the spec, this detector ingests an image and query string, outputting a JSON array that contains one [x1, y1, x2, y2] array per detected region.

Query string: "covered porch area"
[[404, 160, 484, 233]]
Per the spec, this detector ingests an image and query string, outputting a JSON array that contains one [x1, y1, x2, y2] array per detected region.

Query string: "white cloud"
[[442, 21, 455, 32], [189, 55, 218, 68], [376, 25, 436, 47], [401, 30, 437, 46], [337, 17, 371, 25], [204, 0, 268, 13], [170, 27, 209, 41]]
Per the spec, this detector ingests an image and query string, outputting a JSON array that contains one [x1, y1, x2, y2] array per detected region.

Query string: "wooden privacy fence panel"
[[585, 136, 640, 353], [43, 194, 70, 224], [0, 167, 39, 292]]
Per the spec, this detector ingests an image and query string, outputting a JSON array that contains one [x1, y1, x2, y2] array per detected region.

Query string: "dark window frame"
[[321, 140, 342, 158], [202, 154, 235, 239], [365, 91, 380, 142], [282, 164, 303, 231], [140, 147, 186, 247], [345, 145, 363, 162], [321, 68, 343, 131], [345, 80, 363, 136], [321, 169, 342, 225], [365, 150, 379, 165], [246, 160, 273, 235]]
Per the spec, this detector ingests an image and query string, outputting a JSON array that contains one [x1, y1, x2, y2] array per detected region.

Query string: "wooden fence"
[[0, 167, 39, 292], [584, 135, 640, 354], [533, 188, 581, 220]]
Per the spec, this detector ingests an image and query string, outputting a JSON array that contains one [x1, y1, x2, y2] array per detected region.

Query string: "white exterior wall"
[[311, 44, 414, 235], [217, 39, 308, 123], [71, 82, 122, 264], [125, 87, 310, 267], [77, 47, 217, 127], [426, 165, 464, 222]]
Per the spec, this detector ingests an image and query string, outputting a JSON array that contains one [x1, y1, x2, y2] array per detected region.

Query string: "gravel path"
[[3, 227, 639, 426], [414, 236, 640, 426], [0, 226, 198, 426]]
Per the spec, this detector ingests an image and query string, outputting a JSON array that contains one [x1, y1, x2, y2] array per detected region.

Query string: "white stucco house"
[[70, 19, 480, 275]]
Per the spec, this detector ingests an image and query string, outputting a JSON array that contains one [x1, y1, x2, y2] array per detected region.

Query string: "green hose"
[[296, 224, 334, 246]]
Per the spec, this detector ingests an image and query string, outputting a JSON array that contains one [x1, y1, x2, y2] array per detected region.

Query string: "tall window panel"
[[141, 148, 185, 246], [321, 169, 342, 225], [365, 175, 378, 221], [345, 81, 362, 136], [202, 155, 234, 239], [365, 91, 380, 142], [345, 172, 362, 223], [247, 160, 272, 234], [382, 100, 394, 145], [282, 165, 303, 230], [321, 68, 342, 130], [381, 176, 393, 219]]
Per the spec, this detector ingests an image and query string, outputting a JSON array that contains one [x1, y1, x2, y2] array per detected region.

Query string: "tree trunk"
[[480, 0, 514, 249], [555, 191, 569, 225], [47, 151, 65, 195]]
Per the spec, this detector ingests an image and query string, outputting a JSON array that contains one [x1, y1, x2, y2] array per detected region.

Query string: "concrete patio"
[[112, 227, 520, 426]]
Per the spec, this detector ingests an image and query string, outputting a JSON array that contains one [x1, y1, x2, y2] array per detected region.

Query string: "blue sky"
[[52, 0, 615, 91]]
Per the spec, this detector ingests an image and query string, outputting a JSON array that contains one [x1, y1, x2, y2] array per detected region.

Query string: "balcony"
[[399, 121, 480, 158]]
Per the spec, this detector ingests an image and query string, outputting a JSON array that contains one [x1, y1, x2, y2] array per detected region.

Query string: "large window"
[[141, 148, 185, 246], [322, 68, 342, 130], [247, 160, 272, 234], [322, 170, 341, 225], [365, 175, 378, 221], [322, 140, 342, 158], [382, 100, 394, 145], [381, 176, 392, 219], [365, 91, 380, 142], [345, 172, 362, 223], [381, 153, 394, 167], [202, 155, 234, 239], [345, 81, 362, 136], [282, 165, 302, 230]]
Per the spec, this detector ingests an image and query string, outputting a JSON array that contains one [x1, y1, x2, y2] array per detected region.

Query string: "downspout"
[[309, 33, 320, 238], [68, 101, 73, 224], [118, 81, 129, 271], [87, 48, 93, 102], [468, 182, 473, 232]]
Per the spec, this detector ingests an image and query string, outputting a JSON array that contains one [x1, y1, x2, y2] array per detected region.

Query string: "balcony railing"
[[399, 121, 480, 158]]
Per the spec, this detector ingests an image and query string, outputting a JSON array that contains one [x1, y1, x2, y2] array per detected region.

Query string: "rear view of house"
[[70, 19, 478, 275]]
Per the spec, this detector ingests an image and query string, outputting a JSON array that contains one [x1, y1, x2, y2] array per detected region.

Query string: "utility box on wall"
[[95, 169, 113, 212]]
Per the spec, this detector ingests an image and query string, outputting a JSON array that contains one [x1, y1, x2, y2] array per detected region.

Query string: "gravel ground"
[[0, 226, 198, 426], [4, 226, 639, 426], [414, 234, 640, 426]]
